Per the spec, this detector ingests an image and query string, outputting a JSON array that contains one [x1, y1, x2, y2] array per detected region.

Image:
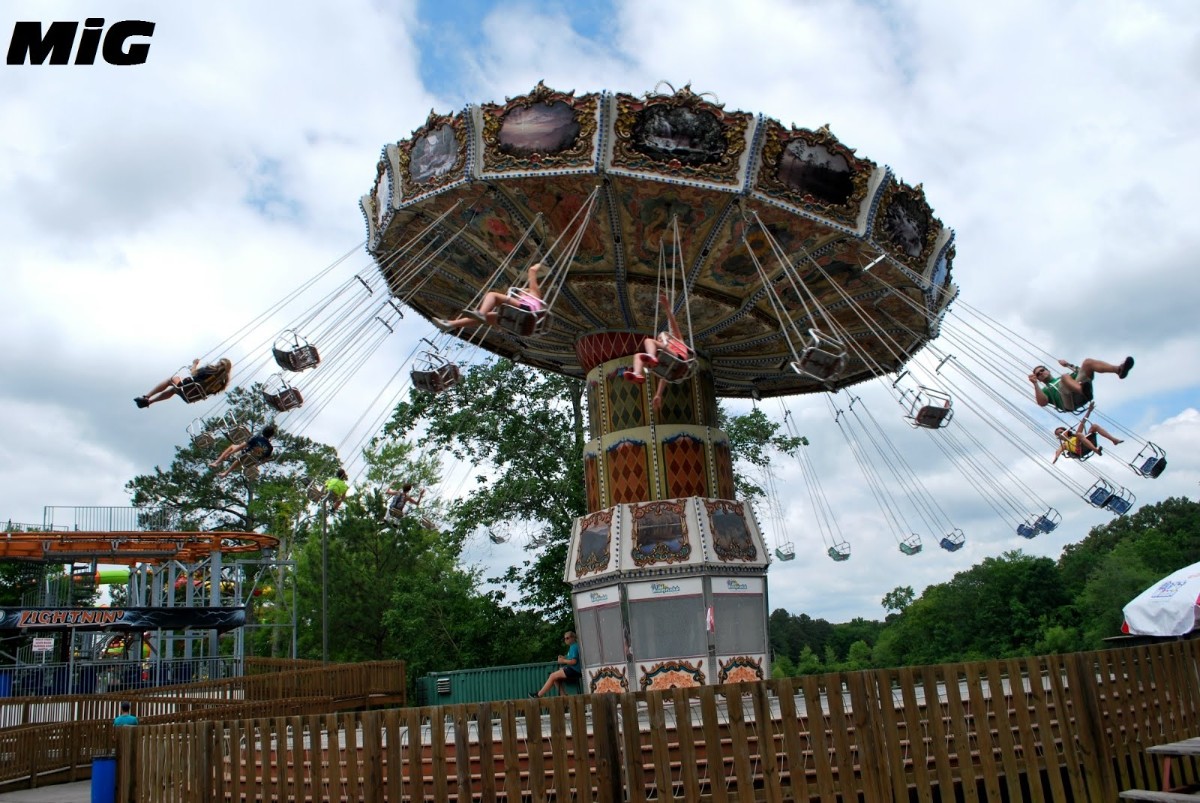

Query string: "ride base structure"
[[366, 83, 955, 693]]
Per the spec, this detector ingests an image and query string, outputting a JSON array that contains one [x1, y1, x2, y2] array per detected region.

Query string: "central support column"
[[565, 333, 770, 695]]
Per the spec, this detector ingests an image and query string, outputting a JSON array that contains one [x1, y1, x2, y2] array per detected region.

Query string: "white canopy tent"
[[1122, 561, 1200, 637]]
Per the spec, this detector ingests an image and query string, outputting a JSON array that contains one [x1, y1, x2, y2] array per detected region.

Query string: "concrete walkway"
[[0, 781, 91, 802]]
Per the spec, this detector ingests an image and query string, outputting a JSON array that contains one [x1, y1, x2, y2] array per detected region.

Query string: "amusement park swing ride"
[[0, 82, 1168, 693]]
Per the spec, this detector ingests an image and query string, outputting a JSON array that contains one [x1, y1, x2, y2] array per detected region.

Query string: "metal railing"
[[41, 506, 174, 532]]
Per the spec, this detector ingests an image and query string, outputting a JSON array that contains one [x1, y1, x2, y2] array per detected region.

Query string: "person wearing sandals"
[[531, 631, 580, 699], [434, 263, 543, 331], [1029, 355, 1134, 412]]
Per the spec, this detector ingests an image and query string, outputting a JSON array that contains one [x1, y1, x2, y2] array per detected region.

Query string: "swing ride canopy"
[[363, 82, 957, 398]]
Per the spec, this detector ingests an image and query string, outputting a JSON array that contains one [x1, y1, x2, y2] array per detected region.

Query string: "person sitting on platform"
[[1029, 355, 1133, 412], [135, 358, 233, 408], [434, 263, 543, 331], [209, 425, 276, 478], [1052, 403, 1123, 463], [531, 631, 581, 699]]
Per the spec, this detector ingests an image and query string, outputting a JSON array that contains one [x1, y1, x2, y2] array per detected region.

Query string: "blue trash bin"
[[91, 755, 116, 803], [0, 671, 11, 698]]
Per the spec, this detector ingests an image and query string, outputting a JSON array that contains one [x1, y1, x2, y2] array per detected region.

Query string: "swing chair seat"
[[306, 480, 327, 503], [789, 329, 848, 382], [242, 464, 261, 482], [496, 288, 552, 336], [1105, 492, 1135, 515], [1131, 442, 1168, 478], [224, 416, 251, 446], [899, 536, 923, 556], [774, 543, 796, 561], [488, 530, 508, 544], [411, 363, 461, 394], [650, 342, 696, 384], [1016, 523, 1038, 539], [827, 543, 851, 562], [265, 387, 304, 413], [1138, 456, 1168, 478], [939, 530, 965, 552], [188, 419, 215, 450], [1034, 510, 1061, 533], [1085, 481, 1115, 509], [176, 376, 209, 405], [912, 404, 953, 430], [384, 500, 405, 524], [273, 343, 321, 373]]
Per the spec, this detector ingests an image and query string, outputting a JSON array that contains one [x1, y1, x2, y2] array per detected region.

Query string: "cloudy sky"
[[2, 0, 1198, 623]]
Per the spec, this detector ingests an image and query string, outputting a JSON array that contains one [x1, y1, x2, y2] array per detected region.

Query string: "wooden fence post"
[[1069, 651, 1117, 802], [593, 694, 623, 803]]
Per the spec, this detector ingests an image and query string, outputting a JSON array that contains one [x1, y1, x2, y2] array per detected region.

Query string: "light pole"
[[320, 497, 328, 664]]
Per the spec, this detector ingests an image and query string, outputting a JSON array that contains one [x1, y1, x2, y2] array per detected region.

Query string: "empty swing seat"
[[899, 535, 923, 556], [1085, 481, 1116, 509], [939, 530, 965, 552], [774, 542, 796, 561], [1105, 490, 1135, 515], [1131, 442, 1168, 478], [265, 387, 304, 412], [306, 480, 327, 503], [488, 530, 508, 545], [224, 415, 251, 446], [913, 404, 953, 429], [188, 419, 215, 450], [411, 362, 461, 394], [827, 542, 851, 562], [790, 329, 848, 382], [1034, 509, 1061, 534], [273, 339, 321, 372], [1016, 522, 1038, 539]]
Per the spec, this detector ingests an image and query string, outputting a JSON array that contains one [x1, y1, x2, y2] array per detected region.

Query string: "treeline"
[[768, 496, 1200, 675]]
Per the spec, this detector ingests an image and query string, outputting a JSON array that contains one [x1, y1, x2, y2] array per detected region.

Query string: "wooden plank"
[[849, 671, 889, 803], [895, 667, 933, 803], [725, 687, 756, 795], [568, 695, 594, 803], [918, 666, 957, 803], [501, 701, 523, 803], [698, 686, 729, 803], [1066, 652, 1117, 803], [1120, 789, 1200, 802], [453, 707, 473, 803], [1043, 654, 1087, 802], [964, 662, 1003, 803], [645, 691, 674, 801], [671, 687, 702, 803], [873, 670, 910, 803], [362, 711, 381, 803], [525, 698, 548, 803], [477, 702, 498, 803], [229, 717, 243, 803], [593, 694, 623, 803], [1027, 657, 1065, 801], [823, 674, 858, 801], [343, 712, 361, 803], [272, 715, 286, 803], [942, 664, 978, 803], [430, 709, 449, 803], [382, 709, 401, 803], [324, 712, 343, 803], [1004, 658, 1045, 803], [620, 692, 648, 803], [548, 698, 573, 803], [752, 682, 784, 803], [402, 707, 425, 803]]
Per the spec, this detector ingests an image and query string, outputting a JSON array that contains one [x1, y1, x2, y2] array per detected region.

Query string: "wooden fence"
[[116, 641, 1200, 802], [0, 660, 406, 793]]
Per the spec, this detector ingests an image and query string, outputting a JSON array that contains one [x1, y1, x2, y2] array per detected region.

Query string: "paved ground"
[[0, 781, 91, 802]]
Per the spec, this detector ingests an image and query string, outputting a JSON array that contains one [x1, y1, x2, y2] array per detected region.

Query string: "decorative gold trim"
[[874, 179, 943, 269], [480, 82, 598, 173], [755, 121, 875, 227], [611, 84, 749, 184], [396, 110, 468, 198]]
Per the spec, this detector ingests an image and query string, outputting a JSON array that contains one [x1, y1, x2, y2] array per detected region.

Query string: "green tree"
[[882, 585, 915, 615]]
